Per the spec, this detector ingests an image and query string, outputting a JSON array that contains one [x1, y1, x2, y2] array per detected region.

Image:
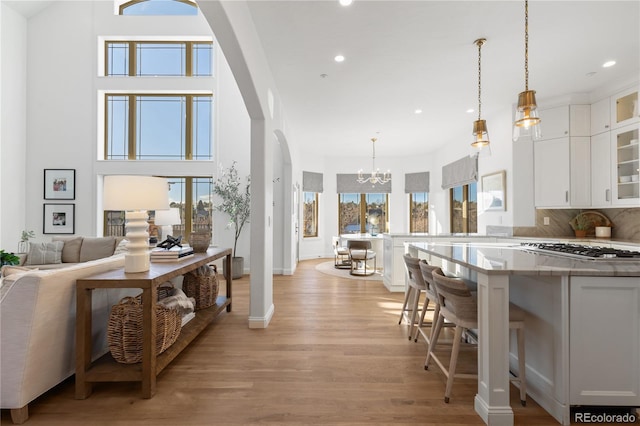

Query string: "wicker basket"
[[107, 296, 181, 364], [182, 265, 219, 310]]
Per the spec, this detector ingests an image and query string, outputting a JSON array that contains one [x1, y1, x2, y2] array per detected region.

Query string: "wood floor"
[[3, 259, 564, 425]]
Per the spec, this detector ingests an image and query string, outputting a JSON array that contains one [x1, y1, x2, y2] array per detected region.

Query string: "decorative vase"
[[188, 232, 211, 253], [18, 241, 29, 253]]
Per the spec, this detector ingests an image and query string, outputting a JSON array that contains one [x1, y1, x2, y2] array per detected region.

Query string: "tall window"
[[120, 0, 198, 16], [339, 193, 388, 235], [106, 41, 212, 76], [303, 192, 318, 238], [409, 192, 429, 232], [104, 176, 213, 241], [105, 94, 212, 160], [450, 182, 477, 233]]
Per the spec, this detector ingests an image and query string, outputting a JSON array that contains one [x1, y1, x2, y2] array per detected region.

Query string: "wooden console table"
[[75, 247, 232, 400]]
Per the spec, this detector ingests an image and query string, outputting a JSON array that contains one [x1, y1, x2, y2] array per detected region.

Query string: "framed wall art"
[[44, 169, 76, 200], [43, 203, 75, 234], [481, 170, 506, 212]]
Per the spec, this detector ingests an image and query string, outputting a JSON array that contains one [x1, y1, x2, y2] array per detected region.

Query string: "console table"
[[75, 247, 232, 400]]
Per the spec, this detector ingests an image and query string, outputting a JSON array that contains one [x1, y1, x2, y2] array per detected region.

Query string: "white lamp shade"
[[103, 175, 169, 211], [154, 208, 181, 225]]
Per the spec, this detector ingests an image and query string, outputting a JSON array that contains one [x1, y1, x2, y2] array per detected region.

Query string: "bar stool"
[[399, 254, 432, 341], [425, 268, 526, 405], [414, 261, 442, 344]]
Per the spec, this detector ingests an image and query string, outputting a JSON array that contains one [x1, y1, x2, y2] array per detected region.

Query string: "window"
[[105, 41, 213, 76], [105, 94, 212, 160], [303, 192, 318, 238], [450, 182, 477, 233], [409, 192, 429, 232], [120, 0, 198, 16], [339, 193, 388, 235], [104, 176, 213, 241]]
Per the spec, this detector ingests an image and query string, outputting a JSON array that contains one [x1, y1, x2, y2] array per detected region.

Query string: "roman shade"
[[404, 172, 430, 193], [303, 171, 323, 193], [336, 173, 391, 194], [441, 156, 478, 189]]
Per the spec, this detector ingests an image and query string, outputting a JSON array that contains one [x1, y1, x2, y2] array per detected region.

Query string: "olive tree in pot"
[[213, 161, 250, 279]]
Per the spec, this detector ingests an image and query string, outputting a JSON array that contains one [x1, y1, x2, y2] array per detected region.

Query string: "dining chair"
[[347, 240, 376, 276], [332, 236, 351, 269]]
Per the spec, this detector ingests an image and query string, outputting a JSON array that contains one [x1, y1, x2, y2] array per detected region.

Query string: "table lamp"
[[154, 208, 181, 241], [103, 175, 169, 273]]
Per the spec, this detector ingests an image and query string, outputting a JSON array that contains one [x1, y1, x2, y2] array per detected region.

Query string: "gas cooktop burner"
[[521, 242, 640, 260]]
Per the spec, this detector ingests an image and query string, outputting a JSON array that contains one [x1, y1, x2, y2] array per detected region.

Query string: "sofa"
[[0, 237, 134, 424], [15, 236, 126, 270]]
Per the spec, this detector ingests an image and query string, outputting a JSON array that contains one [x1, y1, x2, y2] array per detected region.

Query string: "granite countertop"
[[409, 241, 640, 277]]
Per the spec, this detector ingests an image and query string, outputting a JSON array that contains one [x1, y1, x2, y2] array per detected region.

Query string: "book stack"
[[150, 246, 194, 262]]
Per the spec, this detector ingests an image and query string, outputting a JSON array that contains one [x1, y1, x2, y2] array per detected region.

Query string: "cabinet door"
[[570, 105, 590, 137], [534, 138, 570, 207], [612, 124, 640, 205], [570, 137, 591, 207], [538, 105, 570, 141], [591, 97, 610, 135], [590, 132, 611, 207], [611, 86, 639, 129]]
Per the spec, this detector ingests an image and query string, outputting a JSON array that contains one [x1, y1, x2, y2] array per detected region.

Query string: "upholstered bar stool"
[[426, 268, 527, 406], [347, 240, 376, 276], [332, 236, 351, 269], [400, 254, 433, 341]]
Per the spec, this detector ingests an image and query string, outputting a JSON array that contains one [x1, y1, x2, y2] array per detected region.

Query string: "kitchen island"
[[408, 241, 640, 426]]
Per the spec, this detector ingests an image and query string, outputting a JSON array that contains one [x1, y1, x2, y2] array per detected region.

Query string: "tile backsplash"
[[512, 208, 640, 242]]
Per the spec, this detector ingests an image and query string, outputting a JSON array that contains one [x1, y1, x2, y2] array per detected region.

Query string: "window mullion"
[[360, 194, 366, 233], [185, 41, 193, 76], [185, 177, 193, 241], [185, 95, 193, 160], [128, 95, 136, 160], [128, 42, 136, 76]]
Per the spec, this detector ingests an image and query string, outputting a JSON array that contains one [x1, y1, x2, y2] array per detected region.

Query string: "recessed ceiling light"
[[602, 60, 616, 68], [466, 108, 474, 113], [586, 71, 597, 77], [339, 0, 353, 6], [414, 109, 422, 114], [334, 55, 345, 63]]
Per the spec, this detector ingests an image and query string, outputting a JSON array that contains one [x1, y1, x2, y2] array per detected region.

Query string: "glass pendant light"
[[513, 0, 542, 141], [471, 38, 491, 156]]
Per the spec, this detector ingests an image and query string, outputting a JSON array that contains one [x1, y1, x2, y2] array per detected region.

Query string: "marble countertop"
[[409, 242, 640, 277]]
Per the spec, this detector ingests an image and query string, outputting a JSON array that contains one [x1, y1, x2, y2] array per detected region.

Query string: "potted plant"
[[213, 161, 250, 279], [1, 250, 20, 266], [570, 213, 592, 238], [18, 230, 35, 253]]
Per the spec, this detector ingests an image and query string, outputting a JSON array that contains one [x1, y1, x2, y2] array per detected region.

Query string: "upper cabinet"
[[612, 86, 639, 129], [612, 124, 640, 205], [591, 97, 610, 135]]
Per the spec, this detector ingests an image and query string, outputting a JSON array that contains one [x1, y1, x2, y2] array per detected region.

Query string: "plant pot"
[[223, 256, 244, 280], [574, 229, 587, 238]]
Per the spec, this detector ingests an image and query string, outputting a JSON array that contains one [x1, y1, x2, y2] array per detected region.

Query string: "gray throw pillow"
[[25, 241, 64, 265], [79, 237, 117, 262], [52, 236, 83, 263]]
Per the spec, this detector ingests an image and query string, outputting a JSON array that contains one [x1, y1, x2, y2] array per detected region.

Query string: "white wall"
[[0, 3, 28, 252]]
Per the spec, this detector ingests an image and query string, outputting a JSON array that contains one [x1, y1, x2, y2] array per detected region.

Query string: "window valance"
[[303, 171, 323, 193], [336, 174, 391, 194], [441, 156, 478, 189], [404, 172, 430, 193]]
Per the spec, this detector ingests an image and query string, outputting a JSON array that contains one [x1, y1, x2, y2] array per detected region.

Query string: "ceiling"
[[245, 0, 640, 158], [4, 1, 639, 159]]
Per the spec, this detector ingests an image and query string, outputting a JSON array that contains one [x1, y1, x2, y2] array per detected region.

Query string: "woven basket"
[[182, 265, 219, 310], [107, 296, 181, 364]]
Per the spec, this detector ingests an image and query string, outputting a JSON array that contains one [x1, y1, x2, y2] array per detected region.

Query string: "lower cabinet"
[[570, 276, 640, 406]]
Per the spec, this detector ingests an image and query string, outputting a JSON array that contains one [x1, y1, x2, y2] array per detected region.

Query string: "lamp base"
[[124, 210, 151, 273]]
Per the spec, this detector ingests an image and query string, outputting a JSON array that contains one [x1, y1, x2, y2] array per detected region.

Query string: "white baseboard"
[[248, 303, 274, 329]]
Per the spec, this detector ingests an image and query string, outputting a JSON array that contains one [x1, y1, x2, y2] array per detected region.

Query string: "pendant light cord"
[[524, 0, 529, 91], [477, 39, 483, 120]]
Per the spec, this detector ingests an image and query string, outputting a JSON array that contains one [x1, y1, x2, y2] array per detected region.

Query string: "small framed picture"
[[44, 169, 75, 200], [43, 203, 75, 234], [481, 170, 506, 212]]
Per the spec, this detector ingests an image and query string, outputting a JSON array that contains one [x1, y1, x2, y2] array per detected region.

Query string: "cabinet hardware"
[[606, 189, 610, 202], [565, 191, 569, 202]]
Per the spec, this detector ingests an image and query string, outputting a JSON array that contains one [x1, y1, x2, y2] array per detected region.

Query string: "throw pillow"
[[52, 236, 83, 263], [25, 241, 64, 265], [79, 237, 117, 262], [113, 239, 129, 255]]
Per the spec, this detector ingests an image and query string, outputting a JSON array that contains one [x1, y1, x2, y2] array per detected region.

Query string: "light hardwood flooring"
[[3, 259, 567, 425]]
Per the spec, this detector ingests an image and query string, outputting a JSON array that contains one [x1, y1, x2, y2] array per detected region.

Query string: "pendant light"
[[357, 137, 391, 185], [471, 38, 490, 156], [513, 0, 542, 141]]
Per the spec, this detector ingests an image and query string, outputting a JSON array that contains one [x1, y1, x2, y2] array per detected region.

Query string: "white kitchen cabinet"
[[569, 105, 590, 137], [590, 132, 612, 207], [538, 105, 569, 140], [570, 276, 640, 406], [611, 124, 640, 205], [611, 86, 639, 129], [534, 137, 570, 207], [590, 97, 611, 135], [570, 137, 591, 207]]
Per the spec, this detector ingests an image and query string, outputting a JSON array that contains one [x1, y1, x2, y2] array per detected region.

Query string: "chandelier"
[[471, 38, 490, 155], [513, 0, 542, 141], [357, 137, 391, 185]]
